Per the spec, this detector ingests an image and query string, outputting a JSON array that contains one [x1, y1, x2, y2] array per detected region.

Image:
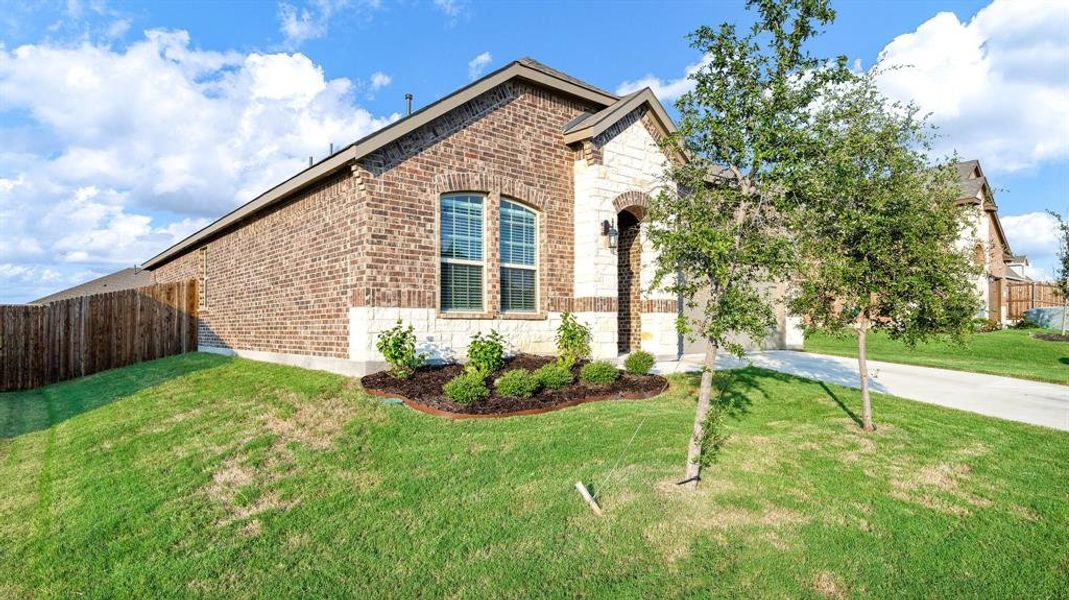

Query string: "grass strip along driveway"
[[1, 353, 1067, 598], [805, 328, 1069, 385]]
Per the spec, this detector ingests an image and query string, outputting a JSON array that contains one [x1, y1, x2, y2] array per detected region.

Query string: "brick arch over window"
[[612, 190, 650, 216], [432, 172, 547, 211]]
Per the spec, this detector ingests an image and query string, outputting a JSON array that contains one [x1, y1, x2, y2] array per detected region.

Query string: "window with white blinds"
[[500, 199, 537, 313], [440, 194, 484, 311]]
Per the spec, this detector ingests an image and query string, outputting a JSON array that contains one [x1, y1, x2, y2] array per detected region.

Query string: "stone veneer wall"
[[572, 106, 678, 359]]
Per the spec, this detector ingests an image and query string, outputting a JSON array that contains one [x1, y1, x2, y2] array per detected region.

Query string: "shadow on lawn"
[[818, 381, 863, 427], [684, 367, 865, 427], [682, 367, 806, 418], [0, 353, 228, 439]]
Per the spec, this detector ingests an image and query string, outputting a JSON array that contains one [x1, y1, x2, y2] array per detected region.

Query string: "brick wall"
[[151, 77, 695, 371], [986, 211, 1008, 278], [154, 172, 357, 358], [351, 81, 594, 315]]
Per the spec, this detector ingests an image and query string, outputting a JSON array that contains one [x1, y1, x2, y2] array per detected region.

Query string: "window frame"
[[498, 197, 539, 314], [439, 192, 487, 314]]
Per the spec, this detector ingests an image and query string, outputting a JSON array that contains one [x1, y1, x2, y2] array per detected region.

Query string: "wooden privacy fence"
[[0, 280, 198, 392], [1007, 281, 1065, 321]]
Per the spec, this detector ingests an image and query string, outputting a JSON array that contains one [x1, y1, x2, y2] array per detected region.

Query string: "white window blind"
[[499, 199, 537, 312], [440, 194, 484, 311]]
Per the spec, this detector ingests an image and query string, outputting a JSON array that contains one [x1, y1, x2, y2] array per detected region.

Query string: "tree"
[[789, 71, 980, 431], [647, 0, 848, 488], [1047, 210, 1069, 335]]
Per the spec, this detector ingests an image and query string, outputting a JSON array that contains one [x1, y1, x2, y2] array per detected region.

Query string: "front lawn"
[[1, 353, 1066, 598], [805, 328, 1069, 385]]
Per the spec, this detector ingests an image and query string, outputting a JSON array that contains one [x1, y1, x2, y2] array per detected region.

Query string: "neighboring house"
[[31, 267, 155, 305], [146, 58, 796, 376], [955, 159, 1028, 322], [1005, 255, 1032, 282]]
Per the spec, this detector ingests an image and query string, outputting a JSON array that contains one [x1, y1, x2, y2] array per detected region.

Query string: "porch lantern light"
[[601, 219, 618, 249]]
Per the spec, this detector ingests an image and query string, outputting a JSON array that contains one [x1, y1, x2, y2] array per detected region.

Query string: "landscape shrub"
[[466, 331, 505, 379], [580, 360, 620, 385], [443, 372, 490, 404], [1012, 318, 1041, 330], [973, 318, 1001, 333], [375, 320, 425, 379], [533, 362, 574, 390], [556, 312, 591, 367], [623, 350, 655, 375], [494, 369, 541, 399]]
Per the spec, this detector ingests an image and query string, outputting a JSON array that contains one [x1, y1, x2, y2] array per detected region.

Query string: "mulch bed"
[[1033, 332, 1069, 342], [361, 353, 669, 418]]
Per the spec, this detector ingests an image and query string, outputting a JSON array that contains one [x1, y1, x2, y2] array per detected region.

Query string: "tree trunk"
[[857, 316, 874, 432], [684, 342, 718, 490]]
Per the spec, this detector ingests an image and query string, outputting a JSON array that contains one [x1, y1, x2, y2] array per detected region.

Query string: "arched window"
[[500, 198, 537, 313], [440, 193, 485, 311]]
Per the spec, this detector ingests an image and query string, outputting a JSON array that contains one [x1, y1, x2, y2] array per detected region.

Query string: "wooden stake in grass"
[[574, 481, 602, 516]]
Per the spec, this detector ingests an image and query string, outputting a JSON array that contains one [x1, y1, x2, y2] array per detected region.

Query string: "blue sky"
[[1, 0, 1067, 302]]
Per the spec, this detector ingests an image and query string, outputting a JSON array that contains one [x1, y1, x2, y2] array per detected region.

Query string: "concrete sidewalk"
[[655, 350, 1069, 432]]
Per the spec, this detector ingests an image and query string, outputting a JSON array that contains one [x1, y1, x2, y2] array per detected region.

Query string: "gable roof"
[[144, 58, 637, 269], [562, 87, 676, 144], [31, 267, 154, 305], [956, 159, 1016, 260], [956, 159, 993, 207]]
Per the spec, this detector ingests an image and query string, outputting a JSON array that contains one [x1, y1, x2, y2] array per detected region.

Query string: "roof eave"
[[561, 87, 676, 145], [142, 148, 356, 269], [143, 60, 619, 270]]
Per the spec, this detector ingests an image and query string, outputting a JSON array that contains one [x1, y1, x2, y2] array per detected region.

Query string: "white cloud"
[[0, 264, 63, 284], [278, 3, 326, 47], [1002, 211, 1061, 280], [874, 0, 1069, 172], [616, 55, 711, 102], [467, 51, 491, 80], [369, 71, 391, 90], [432, 0, 467, 24], [433, 0, 461, 17], [0, 29, 397, 302], [277, 0, 381, 48]]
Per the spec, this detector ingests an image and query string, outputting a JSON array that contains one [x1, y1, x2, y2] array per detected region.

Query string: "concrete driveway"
[[655, 350, 1069, 432]]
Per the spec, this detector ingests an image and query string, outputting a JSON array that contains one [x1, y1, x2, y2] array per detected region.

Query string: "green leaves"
[[650, 0, 847, 358], [789, 70, 981, 346], [375, 320, 425, 380]]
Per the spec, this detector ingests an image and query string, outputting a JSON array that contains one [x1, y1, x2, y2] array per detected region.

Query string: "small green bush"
[[623, 350, 655, 375], [375, 320, 425, 379], [580, 360, 620, 385], [494, 369, 541, 398], [556, 312, 591, 367], [443, 372, 490, 404], [1012, 318, 1041, 330], [466, 330, 506, 379], [973, 318, 1000, 333], [533, 362, 574, 390]]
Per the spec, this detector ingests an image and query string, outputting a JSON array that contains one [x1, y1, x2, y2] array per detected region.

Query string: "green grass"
[[1, 353, 1067, 599], [804, 328, 1069, 385]]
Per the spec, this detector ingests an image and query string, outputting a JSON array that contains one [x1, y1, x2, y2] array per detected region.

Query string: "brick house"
[[955, 159, 1029, 322], [147, 58, 796, 375]]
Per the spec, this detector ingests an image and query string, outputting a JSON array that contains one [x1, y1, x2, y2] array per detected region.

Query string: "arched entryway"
[[617, 207, 644, 353]]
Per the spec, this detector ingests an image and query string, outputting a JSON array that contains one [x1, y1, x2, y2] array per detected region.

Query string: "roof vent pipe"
[[309, 156, 313, 167], [405, 93, 413, 116], [329, 142, 334, 155]]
